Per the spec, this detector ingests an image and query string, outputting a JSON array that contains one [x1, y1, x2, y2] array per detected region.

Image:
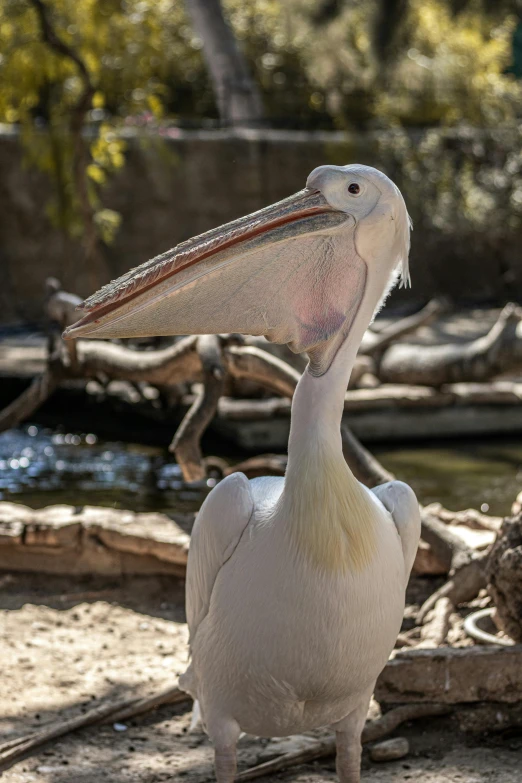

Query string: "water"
[[374, 441, 522, 516], [0, 425, 521, 516], [0, 426, 211, 515]]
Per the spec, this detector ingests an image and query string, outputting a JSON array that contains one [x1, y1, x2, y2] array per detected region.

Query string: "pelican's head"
[[65, 164, 410, 374]]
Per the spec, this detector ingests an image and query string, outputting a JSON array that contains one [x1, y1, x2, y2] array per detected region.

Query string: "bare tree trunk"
[[185, 0, 265, 127]]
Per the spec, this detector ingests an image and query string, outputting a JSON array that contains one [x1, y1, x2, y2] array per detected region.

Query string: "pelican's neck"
[[279, 308, 381, 572], [286, 330, 360, 470]]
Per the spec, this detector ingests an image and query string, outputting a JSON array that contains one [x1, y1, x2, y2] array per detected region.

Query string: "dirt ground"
[[1, 572, 521, 783]]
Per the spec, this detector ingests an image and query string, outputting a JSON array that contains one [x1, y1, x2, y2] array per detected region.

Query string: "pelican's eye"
[[348, 183, 361, 195]]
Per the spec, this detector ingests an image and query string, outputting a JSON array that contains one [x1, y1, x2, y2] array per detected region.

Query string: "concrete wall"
[[1, 128, 519, 325]]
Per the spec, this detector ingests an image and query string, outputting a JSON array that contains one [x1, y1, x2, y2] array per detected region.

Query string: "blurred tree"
[[1, 0, 521, 266], [0, 0, 202, 268], [184, 0, 265, 127], [28, 0, 105, 286]]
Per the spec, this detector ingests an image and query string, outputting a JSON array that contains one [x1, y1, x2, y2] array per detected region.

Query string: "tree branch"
[[363, 298, 448, 357], [0, 371, 58, 431], [225, 344, 301, 398], [170, 335, 225, 481], [341, 424, 395, 487]]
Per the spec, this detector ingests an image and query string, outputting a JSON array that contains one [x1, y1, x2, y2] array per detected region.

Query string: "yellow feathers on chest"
[[280, 445, 380, 572]]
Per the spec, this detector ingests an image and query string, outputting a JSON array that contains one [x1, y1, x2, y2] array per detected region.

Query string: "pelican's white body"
[[67, 164, 421, 779], [180, 470, 417, 740]]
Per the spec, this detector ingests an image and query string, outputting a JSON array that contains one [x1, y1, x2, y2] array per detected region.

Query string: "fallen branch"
[[423, 502, 502, 533], [235, 704, 450, 782], [78, 334, 200, 385], [224, 454, 287, 478], [225, 344, 301, 398], [420, 512, 474, 573]]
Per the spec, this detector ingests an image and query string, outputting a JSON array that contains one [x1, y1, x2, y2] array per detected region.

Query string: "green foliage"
[[375, 126, 522, 242], [228, 0, 521, 129], [0, 0, 200, 239]]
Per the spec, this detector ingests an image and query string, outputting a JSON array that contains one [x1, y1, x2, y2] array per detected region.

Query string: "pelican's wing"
[[186, 472, 255, 645], [371, 481, 421, 579]]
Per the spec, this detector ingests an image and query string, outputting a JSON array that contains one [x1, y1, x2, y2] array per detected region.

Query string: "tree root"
[[235, 704, 450, 782]]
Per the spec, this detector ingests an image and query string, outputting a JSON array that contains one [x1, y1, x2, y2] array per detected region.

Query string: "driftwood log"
[[380, 302, 522, 386], [0, 284, 517, 613], [3, 287, 522, 467], [0, 289, 499, 587], [0, 498, 495, 581]]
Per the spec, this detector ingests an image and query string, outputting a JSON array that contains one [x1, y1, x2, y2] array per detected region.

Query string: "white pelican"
[[66, 164, 421, 783]]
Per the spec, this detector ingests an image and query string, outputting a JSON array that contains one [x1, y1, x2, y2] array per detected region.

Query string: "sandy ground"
[[1, 572, 521, 783]]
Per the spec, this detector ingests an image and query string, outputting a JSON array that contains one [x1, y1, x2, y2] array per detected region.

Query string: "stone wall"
[[0, 127, 519, 325]]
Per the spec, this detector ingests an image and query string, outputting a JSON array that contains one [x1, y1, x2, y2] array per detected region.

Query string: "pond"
[[0, 424, 521, 517]]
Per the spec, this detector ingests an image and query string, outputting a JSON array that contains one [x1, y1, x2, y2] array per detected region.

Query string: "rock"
[[0, 501, 191, 576], [487, 513, 522, 643], [376, 645, 522, 705], [370, 737, 409, 762]]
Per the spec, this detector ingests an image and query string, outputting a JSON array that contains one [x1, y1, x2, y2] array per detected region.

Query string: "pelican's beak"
[[64, 188, 356, 359]]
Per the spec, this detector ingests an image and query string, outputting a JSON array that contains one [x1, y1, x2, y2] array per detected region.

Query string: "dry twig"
[[0, 685, 190, 771], [235, 704, 450, 781]]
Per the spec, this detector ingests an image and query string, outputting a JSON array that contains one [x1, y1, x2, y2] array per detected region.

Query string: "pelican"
[[65, 164, 421, 783]]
